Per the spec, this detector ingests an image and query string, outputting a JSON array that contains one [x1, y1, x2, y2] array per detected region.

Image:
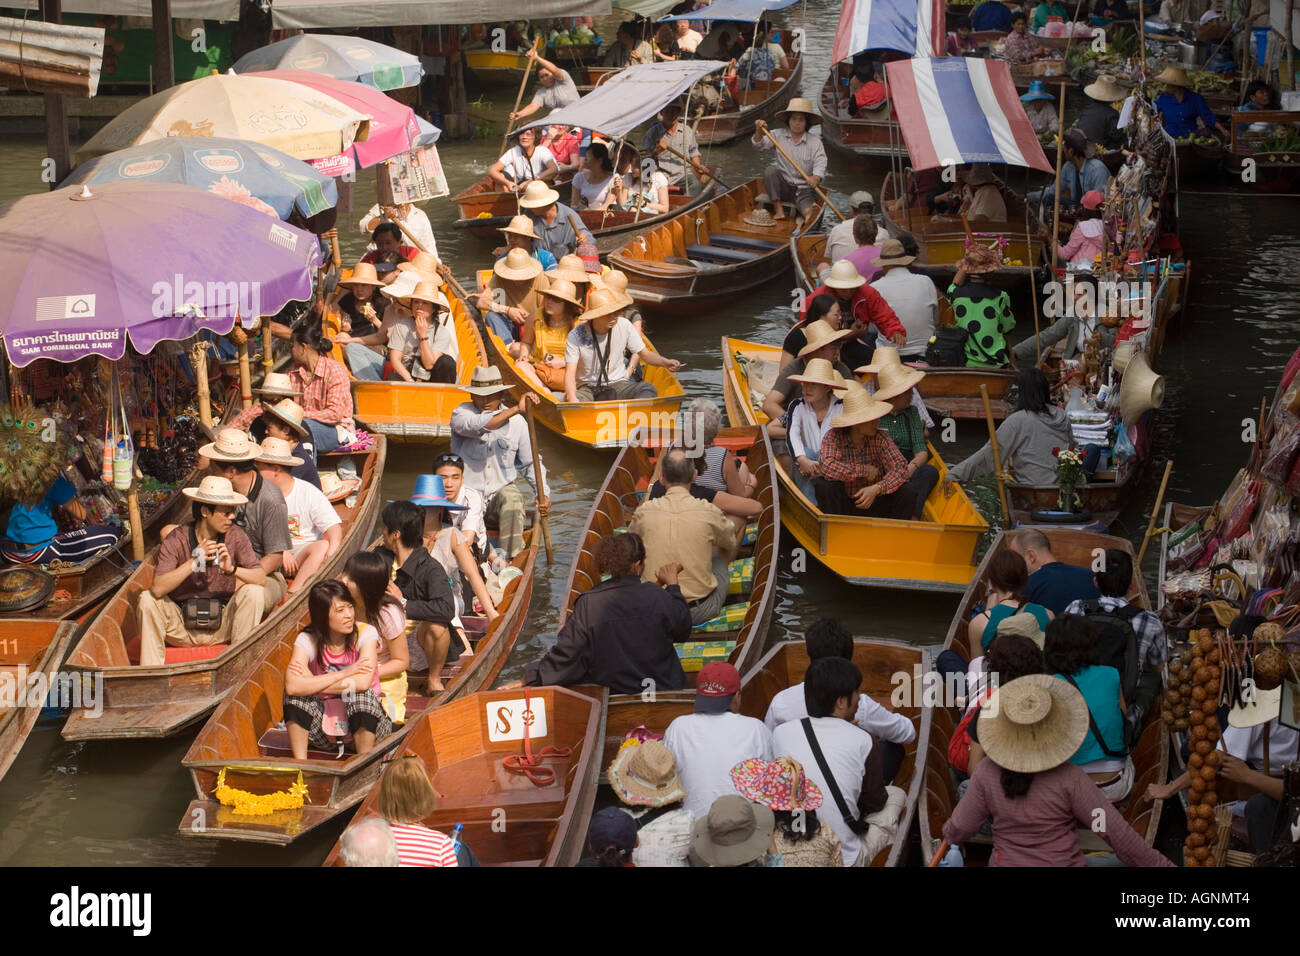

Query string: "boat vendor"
[[1031, 0, 1069, 31], [288, 324, 357, 456], [1012, 272, 1114, 367], [508, 46, 580, 125], [644, 104, 708, 190], [1154, 66, 1230, 140], [513, 277, 584, 392], [1077, 74, 1127, 150], [869, 241, 938, 361], [873, 364, 939, 519], [947, 241, 1015, 367], [752, 98, 826, 222], [1, 468, 120, 566], [1028, 129, 1113, 209], [384, 280, 459, 385], [1094, 0, 1132, 20], [973, 0, 1018, 31], [941, 367, 1072, 493], [1003, 11, 1043, 64], [488, 126, 560, 194], [815, 381, 917, 519], [255, 438, 339, 595], [517, 180, 593, 262], [492, 214, 557, 272], [1021, 81, 1058, 135], [359, 202, 437, 264], [797, 261, 906, 358], [564, 287, 681, 403], [449, 367, 550, 559]]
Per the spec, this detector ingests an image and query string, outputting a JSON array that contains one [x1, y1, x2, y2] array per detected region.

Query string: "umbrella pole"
[[501, 37, 544, 157], [981, 383, 1011, 526], [759, 127, 844, 220], [237, 335, 252, 410], [1026, 205, 1042, 367], [192, 341, 212, 430], [437, 264, 472, 302], [262, 318, 274, 382], [127, 483, 145, 562]]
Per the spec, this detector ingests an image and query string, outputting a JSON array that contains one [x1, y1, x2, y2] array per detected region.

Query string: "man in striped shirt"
[[814, 382, 916, 519]]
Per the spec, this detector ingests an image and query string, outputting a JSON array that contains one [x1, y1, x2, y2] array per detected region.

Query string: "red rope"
[[501, 686, 572, 786]]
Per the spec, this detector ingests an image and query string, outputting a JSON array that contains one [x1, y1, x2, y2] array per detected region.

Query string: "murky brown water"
[[0, 0, 1297, 864]]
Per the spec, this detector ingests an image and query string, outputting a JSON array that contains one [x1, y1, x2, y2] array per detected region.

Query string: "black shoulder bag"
[[801, 717, 870, 835], [1062, 673, 1127, 759]]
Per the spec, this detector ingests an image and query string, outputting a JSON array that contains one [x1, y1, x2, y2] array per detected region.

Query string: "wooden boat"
[[919, 528, 1169, 857], [737, 638, 934, 867], [559, 425, 779, 770], [818, 65, 900, 160], [722, 337, 989, 590], [176, 526, 539, 845], [880, 169, 1048, 286], [60, 439, 386, 741], [0, 619, 77, 785], [451, 172, 576, 236], [1223, 109, 1300, 194], [464, 48, 540, 86], [343, 279, 488, 442], [609, 178, 824, 316], [320, 685, 606, 866], [789, 232, 1017, 421], [695, 49, 803, 145]]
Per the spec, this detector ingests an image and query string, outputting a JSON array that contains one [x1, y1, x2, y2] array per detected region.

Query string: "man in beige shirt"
[[629, 448, 737, 626]]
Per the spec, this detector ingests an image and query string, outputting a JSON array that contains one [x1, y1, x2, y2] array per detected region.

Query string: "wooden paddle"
[[757, 125, 845, 220], [437, 263, 472, 302], [927, 840, 951, 867], [501, 37, 545, 157], [659, 143, 730, 190], [980, 383, 1011, 525], [1049, 90, 1068, 274], [1136, 459, 1173, 566], [524, 402, 554, 564], [1025, 205, 1042, 367]]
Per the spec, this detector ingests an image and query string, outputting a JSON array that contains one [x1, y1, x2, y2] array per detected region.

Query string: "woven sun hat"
[[829, 380, 894, 428], [995, 612, 1045, 649], [855, 345, 903, 376], [199, 427, 262, 463], [823, 259, 867, 290], [691, 795, 775, 867], [956, 240, 1005, 275], [873, 238, 915, 268], [743, 205, 778, 227], [1084, 73, 1126, 102], [1155, 65, 1190, 88], [464, 366, 515, 397], [254, 436, 304, 468], [607, 739, 687, 808], [594, 269, 629, 296], [346, 261, 381, 288], [550, 253, 593, 285], [578, 286, 632, 323], [518, 179, 560, 209], [1227, 683, 1282, 729], [262, 399, 309, 440], [410, 474, 467, 510], [976, 675, 1089, 774], [730, 756, 823, 813], [183, 474, 248, 507], [381, 268, 424, 302], [399, 280, 450, 312], [786, 357, 849, 390], [540, 276, 583, 310], [964, 164, 997, 187], [777, 96, 821, 125], [872, 362, 926, 403], [493, 246, 544, 282], [407, 250, 441, 274], [254, 371, 299, 399], [499, 214, 538, 240], [1020, 80, 1055, 103], [796, 319, 856, 359]]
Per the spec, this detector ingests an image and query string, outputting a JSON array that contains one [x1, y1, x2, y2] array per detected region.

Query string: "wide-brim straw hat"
[[976, 675, 1089, 774], [406, 250, 440, 274], [183, 474, 248, 507], [1084, 73, 1127, 102], [690, 795, 775, 867], [595, 269, 629, 296], [518, 180, 561, 209], [872, 362, 926, 402], [730, 757, 823, 813], [346, 261, 381, 288], [874, 238, 915, 268], [743, 206, 777, 227], [856, 345, 903, 376], [579, 287, 632, 323], [199, 427, 262, 463], [465, 366, 515, 397], [830, 381, 893, 428], [1154, 65, 1189, 88], [607, 739, 687, 808], [254, 436, 304, 467], [1228, 684, 1282, 728], [1118, 351, 1165, 426], [550, 253, 592, 285], [777, 97, 821, 125], [382, 269, 425, 302], [956, 241, 1004, 275], [823, 259, 867, 290], [1020, 80, 1055, 103], [500, 214, 539, 240], [797, 319, 856, 358], [995, 612, 1045, 649], [786, 357, 849, 390], [398, 280, 450, 313], [494, 246, 543, 282], [263, 398, 310, 439], [255, 371, 299, 399], [540, 276, 583, 310], [964, 164, 998, 187]]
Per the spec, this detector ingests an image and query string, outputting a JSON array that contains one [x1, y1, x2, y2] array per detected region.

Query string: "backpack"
[[925, 326, 968, 367], [1078, 599, 1141, 703]]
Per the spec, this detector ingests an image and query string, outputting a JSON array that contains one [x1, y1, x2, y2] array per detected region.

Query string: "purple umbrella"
[[0, 181, 321, 368]]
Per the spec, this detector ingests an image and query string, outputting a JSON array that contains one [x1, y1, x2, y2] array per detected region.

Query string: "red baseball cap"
[[1081, 190, 1104, 210], [697, 662, 741, 698]]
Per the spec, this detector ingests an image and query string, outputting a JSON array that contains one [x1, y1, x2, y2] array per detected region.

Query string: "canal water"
[[0, 0, 1296, 864]]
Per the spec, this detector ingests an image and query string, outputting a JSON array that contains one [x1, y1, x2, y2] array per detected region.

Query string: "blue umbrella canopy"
[[61, 137, 338, 222], [234, 34, 423, 91]]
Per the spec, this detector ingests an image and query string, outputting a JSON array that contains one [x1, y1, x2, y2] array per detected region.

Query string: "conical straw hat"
[[976, 675, 1089, 774], [829, 381, 894, 428], [872, 362, 926, 402], [856, 345, 902, 376], [1119, 351, 1164, 426]]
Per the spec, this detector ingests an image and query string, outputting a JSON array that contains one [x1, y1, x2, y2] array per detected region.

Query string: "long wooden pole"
[[1050, 91, 1068, 274], [193, 341, 212, 429], [980, 383, 1011, 525], [150, 0, 172, 92], [660, 143, 730, 189], [437, 263, 471, 302], [127, 484, 145, 562], [1136, 459, 1173, 566], [1026, 205, 1042, 366], [237, 338, 252, 410], [759, 126, 845, 220], [524, 403, 553, 563], [500, 36, 543, 157], [261, 319, 274, 381]]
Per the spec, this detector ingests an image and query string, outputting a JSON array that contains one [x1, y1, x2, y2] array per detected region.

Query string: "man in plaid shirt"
[[289, 325, 356, 456], [814, 382, 916, 519]]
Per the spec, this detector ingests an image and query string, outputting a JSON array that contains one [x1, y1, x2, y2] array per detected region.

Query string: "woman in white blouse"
[[783, 358, 848, 505], [613, 149, 671, 215], [570, 142, 618, 211]]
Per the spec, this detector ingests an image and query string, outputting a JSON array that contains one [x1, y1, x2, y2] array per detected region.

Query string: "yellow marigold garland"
[[214, 767, 309, 816]]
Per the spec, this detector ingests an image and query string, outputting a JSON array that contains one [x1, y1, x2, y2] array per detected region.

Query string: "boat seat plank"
[[708, 233, 783, 253], [683, 243, 761, 264], [125, 633, 227, 666]]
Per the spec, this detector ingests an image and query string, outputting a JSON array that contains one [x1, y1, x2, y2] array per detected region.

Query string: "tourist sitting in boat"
[[137, 476, 267, 667], [772, 657, 904, 866], [752, 99, 826, 222], [519, 532, 691, 694], [1010, 529, 1100, 614], [816, 381, 917, 520], [644, 104, 708, 189], [845, 61, 887, 116], [946, 242, 1014, 367], [948, 17, 979, 55], [477, 246, 549, 346], [1077, 75, 1126, 150], [334, 262, 389, 382], [954, 631, 1046, 781], [377, 755, 459, 866], [653, 23, 681, 60], [690, 795, 780, 866], [509, 276, 580, 392], [1021, 81, 1059, 135], [565, 288, 681, 403], [1061, 129, 1114, 209], [869, 241, 938, 361], [764, 320, 856, 451], [782, 294, 870, 372], [603, 21, 655, 67], [726, 23, 777, 94], [289, 323, 357, 457], [412, 474, 498, 627], [549, 253, 598, 308], [645, 450, 760, 544], [543, 123, 582, 177], [509, 46, 579, 125], [488, 127, 559, 195], [613, 151, 671, 215], [1154, 66, 1229, 140], [340, 550, 409, 725], [570, 142, 618, 211], [339, 818, 399, 867], [579, 806, 639, 866], [607, 739, 693, 867], [821, 191, 876, 271], [255, 438, 340, 595], [449, 368, 550, 559], [783, 359, 847, 504], [434, 453, 490, 565], [1003, 12, 1042, 63], [378, 500, 457, 692], [943, 675, 1174, 866], [664, 661, 774, 818], [518, 180, 593, 262], [797, 267, 906, 369], [359, 202, 437, 264], [873, 364, 939, 520], [1, 468, 120, 566], [492, 215, 556, 272], [283, 579, 392, 759], [965, 549, 1054, 659], [679, 398, 758, 498], [943, 366, 1072, 492], [631, 447, 737, 626], [1013, 274, 1114, 368], [731, 756, 842, 866], [593, 269, 644, 335], [384, 280, 459, 385]]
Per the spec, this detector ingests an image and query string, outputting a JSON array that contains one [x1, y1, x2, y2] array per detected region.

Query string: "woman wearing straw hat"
[[487, 126, 559, 194], [784, 358, 847, 505], [947, 242, 1014, 368], [1154, 65, 1229, 140], [781, 293, 876, 372], [763, 320, 856, 446], [518, 180, 593, 262], [873, 363, 939, 519], [512, 277, 584, 393], [384, 280, 458, 384], [815, 381, 917, 519], [492, 214, 556, 273], [564, 288, 680, 403], [731, 756, 843, 867], [548, 254, 596, 306], [751, 98, 826, 221], [333, 261, 389, 381], [607, 739, 693, 867], [1020, 80, 1059, 135], [1076, 74, 1127, 150], [943, 675, 1173, 866], [476, 246, 550, 346]]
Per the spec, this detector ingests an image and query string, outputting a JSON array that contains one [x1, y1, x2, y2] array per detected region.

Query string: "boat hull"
[[0, 619, 77, 785]]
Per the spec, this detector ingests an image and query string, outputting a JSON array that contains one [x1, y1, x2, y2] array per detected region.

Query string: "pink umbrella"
[[255, 70, 419, 176]]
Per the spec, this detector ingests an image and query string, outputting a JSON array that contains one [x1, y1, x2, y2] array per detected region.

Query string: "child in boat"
[[377, 755, 461, 866], [512, 277, 584, 393]]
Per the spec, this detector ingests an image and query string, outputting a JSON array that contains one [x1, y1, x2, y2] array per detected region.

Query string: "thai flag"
[[831, 0, 947, 61], [884, 57, 1054, 172]]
